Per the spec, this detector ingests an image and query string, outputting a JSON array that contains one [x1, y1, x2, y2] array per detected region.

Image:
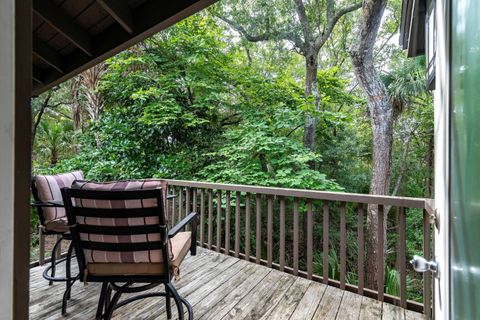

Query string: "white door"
[[435, 0, 480, 319]]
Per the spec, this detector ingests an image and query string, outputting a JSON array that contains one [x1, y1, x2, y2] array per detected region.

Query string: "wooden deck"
[[29, 247, 425, 320]]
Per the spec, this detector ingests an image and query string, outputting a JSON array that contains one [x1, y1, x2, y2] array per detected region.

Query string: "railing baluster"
[[267, 195, 273, 268], [186, 187, 191, 215], [307, 200, 313, 280], [323, 201, 329, 284], [293, 198, 299, 275], [423, 208, 431, 318], [256, 194, 261, 264], [186, 187, 191, 231], [225, 191, 231, 254], [178, 188, 183, 225], [245, 193, 251, 261], [200, 189, 205, 246], [208, 189, 213, 250], [235, 191, 241, 258], [170, 186, 175, 226], [357, 203, 365, 295], [377, 204, 385, 302], [340, 202, 346, 290], [399, 207, 407, 308], [192, 188, 197, 213], [279, 196, 285, 271], [216, 190, 222, 253]]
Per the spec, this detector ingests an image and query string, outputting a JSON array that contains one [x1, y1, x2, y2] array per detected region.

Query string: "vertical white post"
[[0, 0, 16, 317], [0, 0, 31, 319], [434, 0, 450, 318]]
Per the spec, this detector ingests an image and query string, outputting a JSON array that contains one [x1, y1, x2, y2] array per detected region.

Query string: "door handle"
[[410, 255, 439, 277]]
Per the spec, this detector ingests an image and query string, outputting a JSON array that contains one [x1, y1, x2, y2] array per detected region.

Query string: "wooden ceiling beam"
[[32, 36, 64, 73], [32, 0, 219, 96], [97, 0, 134, 34], [33, 0, 93, 56]]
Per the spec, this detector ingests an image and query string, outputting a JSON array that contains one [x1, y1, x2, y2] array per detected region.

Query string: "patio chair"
[[31, 170, 84, 314], [61, 180, 198, 320]]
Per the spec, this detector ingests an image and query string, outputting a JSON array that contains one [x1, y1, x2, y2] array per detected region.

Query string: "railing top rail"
[[164, 179, 431, 209]]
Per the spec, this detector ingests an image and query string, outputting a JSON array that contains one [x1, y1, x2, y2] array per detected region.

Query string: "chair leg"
[[61, 275, 78, 315], [96, 283, 108, 320], [49, 236, 63, 285], [167, 283, 184, 320], [104, 289, 122, 320], [65, 241, 74, 300], [180, 295, 193, 320], [165, 284, 172, 319]]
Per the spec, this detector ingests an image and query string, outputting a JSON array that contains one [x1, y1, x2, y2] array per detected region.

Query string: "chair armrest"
[[31, 200, 64, 208], [168, 212, 198, 238], [166, 194, 177, 200]]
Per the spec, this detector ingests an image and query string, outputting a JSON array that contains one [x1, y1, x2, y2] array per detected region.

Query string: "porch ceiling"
[[31, 0, 218, 96]]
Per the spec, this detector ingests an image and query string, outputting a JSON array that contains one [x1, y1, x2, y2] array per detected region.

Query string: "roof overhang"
[[32, 0, 218, 96], [400, 0, 426, 57]]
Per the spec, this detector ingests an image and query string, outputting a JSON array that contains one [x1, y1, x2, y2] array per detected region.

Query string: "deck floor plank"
[[382, 302, 406, 320], [289, 281, 327, 320], [28, 247, 426, 320], [312, 285, 345, 319], [359, 296, 383, 320], [336, 290, 363, 320]]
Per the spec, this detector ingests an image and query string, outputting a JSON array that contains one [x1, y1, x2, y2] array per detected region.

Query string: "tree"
[[349, 0, 390, 290], [213, 0, 361, 151]]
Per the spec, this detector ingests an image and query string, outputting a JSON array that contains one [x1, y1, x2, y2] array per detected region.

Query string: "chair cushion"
[[87, 231, 191, 276], [70, 179, 171, 264], [34, 170, 84, 223]]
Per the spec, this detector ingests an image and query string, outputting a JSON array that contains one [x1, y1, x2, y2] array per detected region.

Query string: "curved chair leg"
[[165, 284, 172, 320], [48, 236, 63, 285], [167, 283, 184, 320], [96, 283, 109, 320], [104, 289, 123, 320], [180, 295, 193, 320], [65, 241, 74, 300], [61, 275, 79, 315]]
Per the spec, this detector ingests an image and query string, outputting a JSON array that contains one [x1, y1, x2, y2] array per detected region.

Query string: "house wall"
[[0, 0, 31, 318]]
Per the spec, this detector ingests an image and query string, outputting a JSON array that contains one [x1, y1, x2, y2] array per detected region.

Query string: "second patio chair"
[[61, 180, 198, 320]]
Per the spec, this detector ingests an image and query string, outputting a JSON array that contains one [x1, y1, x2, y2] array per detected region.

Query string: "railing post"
[[235, 191, 241, 258], [293, 198, 299, 275], [423, 208, 432, 318], [216, 190, 222, 253], [200, 189, 205, 246], [307, 200, 313, 280], [323, 201, 329, 284], [38, 226, 45, 266], [245, 193, 251, 261], [279, 196, 285, 272], [256, 194, 261, 264], [399, 207, 407, 308], [208, 189, 213, 250], [357, 203, 364, 295], [377, 204, 385, 302], [267, 195, 273, 268], [340, 202, 346, 290], [225, 191, 231, 254]]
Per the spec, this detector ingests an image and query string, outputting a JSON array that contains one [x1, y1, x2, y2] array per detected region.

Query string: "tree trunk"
[[349, 0, 390, 291], [303, 49, 320, 151]]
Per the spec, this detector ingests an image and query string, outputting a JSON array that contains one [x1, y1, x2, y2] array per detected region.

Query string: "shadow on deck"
[[29, 247, 425, 320]]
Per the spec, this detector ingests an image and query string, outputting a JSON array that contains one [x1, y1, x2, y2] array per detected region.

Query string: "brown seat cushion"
[[87, 231, 191, 276]]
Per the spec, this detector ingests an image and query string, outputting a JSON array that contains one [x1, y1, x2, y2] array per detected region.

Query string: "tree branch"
[[293, 0, 311, 42], [314, 2, 362, 51]]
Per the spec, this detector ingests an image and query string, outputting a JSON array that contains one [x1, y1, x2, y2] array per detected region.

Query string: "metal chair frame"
[[62, 187, 198, 320]]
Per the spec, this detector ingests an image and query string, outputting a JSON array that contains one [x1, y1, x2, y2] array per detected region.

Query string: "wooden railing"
[[165, 179, 435, 317]]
